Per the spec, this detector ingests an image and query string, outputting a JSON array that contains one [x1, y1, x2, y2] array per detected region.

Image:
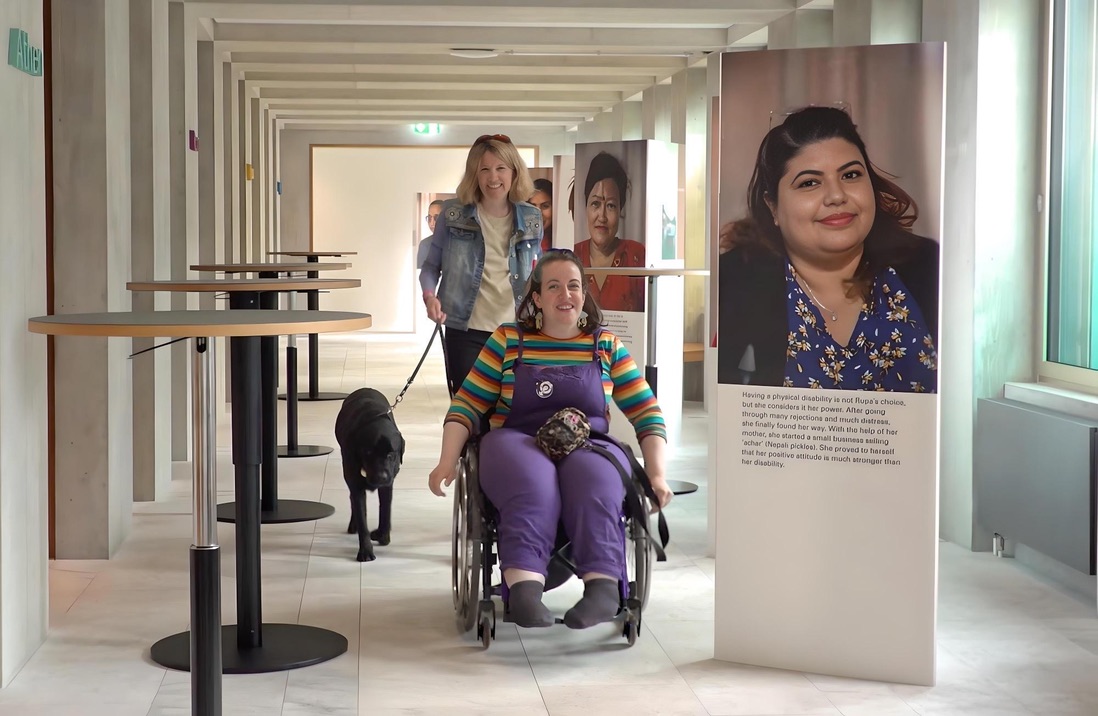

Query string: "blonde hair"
[[456, 139, 534, 205]]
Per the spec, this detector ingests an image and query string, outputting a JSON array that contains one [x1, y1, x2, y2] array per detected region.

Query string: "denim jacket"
[[419, 199, 543, 331]]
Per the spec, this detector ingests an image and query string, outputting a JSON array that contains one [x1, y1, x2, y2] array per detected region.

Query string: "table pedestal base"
[[666, 479, 699, 496], [279, 391, 347, 402], [150, 623, 347, 674], [278, 444, 333, 459], [216, 499, 335, 524]]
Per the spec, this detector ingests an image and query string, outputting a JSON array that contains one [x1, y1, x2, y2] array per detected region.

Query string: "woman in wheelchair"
[[428, 250, 673, 629]]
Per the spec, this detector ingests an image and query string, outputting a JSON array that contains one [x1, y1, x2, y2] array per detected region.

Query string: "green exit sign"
[[412, 123, 441, 136], [8, 28, 43, 77]]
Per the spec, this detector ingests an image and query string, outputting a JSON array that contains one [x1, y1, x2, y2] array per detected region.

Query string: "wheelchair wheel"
[[451, 447, 482, 634], [626, 502, 654, 612]]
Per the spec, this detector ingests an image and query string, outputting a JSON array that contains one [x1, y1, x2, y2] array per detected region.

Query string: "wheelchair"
[[450, 435, 657, 649]]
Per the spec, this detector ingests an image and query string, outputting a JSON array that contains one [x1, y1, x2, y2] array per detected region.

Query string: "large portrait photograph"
[[573, 140, 650, 313], [715, 45, 945, 394]]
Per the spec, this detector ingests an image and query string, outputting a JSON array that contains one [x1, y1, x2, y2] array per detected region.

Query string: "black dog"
[[334, 388, 405, 562]]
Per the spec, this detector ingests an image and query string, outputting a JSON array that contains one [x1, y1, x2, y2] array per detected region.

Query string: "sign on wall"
[[7, 28, 43, 77]]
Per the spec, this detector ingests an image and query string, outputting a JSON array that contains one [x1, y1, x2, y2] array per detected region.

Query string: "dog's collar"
[[363, 407, 394, 422]]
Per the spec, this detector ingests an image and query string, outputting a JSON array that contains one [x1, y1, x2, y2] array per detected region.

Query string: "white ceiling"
[[186, 1, 822, 133]]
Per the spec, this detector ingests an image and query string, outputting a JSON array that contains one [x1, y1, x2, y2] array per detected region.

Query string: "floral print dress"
[[783, 264, 938, 393]]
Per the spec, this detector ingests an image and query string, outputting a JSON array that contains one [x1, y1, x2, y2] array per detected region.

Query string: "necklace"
[[797, 275, 837, 322]]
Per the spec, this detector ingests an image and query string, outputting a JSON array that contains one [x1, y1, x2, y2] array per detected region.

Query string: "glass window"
[[1047, 0, 1098, 369]]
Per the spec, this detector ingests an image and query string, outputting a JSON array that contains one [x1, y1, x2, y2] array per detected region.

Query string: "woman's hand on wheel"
[[423, 293, 446, 324], [428, 462, 457, 497], [648, 476, 673, 512]]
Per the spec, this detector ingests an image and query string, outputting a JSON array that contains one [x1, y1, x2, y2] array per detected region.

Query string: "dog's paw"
[[356, 550, 377, 563], [369, 529, 391, 546]]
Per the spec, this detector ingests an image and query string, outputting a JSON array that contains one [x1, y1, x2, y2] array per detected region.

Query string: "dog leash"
[[391, 322, 445, 409]]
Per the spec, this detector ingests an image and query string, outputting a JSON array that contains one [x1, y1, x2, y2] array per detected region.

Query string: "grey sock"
[[507, 580, 555, 628], [563, 579, 620, 629]]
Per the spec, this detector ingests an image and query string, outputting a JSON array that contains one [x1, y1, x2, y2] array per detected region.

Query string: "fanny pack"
[[534, 407, 591, 461], [533, 408, 669, 561]]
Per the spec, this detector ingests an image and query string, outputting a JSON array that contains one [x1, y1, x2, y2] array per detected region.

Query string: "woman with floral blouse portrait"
[[717, 106, 939, 393]]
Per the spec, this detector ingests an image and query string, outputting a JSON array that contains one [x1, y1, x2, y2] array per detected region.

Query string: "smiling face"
[[477, 150, 514, 203], [765, 137, 876, 264], [585, 179, 621, 250], [532, 259, 585, 335], [530, 189, 552, 229]]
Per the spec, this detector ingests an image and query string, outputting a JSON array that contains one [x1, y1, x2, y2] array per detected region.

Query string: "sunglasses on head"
[[474, 134, 511, 146]]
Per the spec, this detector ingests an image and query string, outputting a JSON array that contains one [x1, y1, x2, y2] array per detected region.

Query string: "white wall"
[[305, 145, 536, 333], [278, 127, 567, 260], [0, 0, 49, 685]]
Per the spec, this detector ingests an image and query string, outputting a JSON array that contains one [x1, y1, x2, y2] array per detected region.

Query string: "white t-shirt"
[[467, 207, 516, 333]]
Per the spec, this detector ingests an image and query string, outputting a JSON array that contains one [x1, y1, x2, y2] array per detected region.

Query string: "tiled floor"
[[3, 333, 1098, 714]]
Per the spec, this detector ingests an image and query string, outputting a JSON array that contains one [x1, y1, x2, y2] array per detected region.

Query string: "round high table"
[[28, 310, 371, 716], [586, 267, 710, 496], [127, 279, 362, 525], [193, 262, 353, 403]]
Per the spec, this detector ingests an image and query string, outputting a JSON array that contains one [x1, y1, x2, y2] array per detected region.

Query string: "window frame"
[[1038, 0, 1098, 391]]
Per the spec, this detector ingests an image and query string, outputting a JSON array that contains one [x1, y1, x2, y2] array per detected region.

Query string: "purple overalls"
[[478, 329, 629, 580]]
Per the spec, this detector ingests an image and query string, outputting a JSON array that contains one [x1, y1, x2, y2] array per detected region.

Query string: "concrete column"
[[653, 84, 673, 142], [671, 71, 689, 145], [641, 86, 657, 139], [197, 39, 230, 415], [222, 62, 237, 263], [128, 0, 171, 501], [239, 78, 252, 261], [592, 110, 615, 143], [268, 111, 277, 255], [768, 9, 834, 49], [250, 96, 262, 261], [682, 67, 708, 403], [167, 1, 191, 460], [52, 0, 134, 558], [197, 40, 217, 311], [0, 0, 48, 684], [273, 115, 282, 253], [608, 103, 626, 141], [621, 101, 643, 140], [834, 0, 922, 46]]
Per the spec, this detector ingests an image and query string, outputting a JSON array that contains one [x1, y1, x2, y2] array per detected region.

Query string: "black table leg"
[[278, 288, 333, 459], [290, 256, 348, 401], [218, 289, 335, 524], [152, 334, 348, 674]]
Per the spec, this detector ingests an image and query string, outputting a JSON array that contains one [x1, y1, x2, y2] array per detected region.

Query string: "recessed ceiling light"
[[449, 48, 499, 59]]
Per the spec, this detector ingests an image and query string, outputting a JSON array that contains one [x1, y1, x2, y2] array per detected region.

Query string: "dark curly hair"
[[743, 106, 925, 299], [516, 251, 604, 334]]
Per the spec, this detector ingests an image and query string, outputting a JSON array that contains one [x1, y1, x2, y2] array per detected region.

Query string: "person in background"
[[419, 134, 543, 395], [416, 199, 446, 269], [529, 178, 554, 252]]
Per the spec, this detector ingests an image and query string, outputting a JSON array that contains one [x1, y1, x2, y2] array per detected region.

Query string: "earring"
[[534, 311, 543, 330], [578, 310, 588, 329]]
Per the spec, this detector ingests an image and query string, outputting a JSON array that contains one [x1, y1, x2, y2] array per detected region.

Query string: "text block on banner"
[[715, 385, 938, 685]]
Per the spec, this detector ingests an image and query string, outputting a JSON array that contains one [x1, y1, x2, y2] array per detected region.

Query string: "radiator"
[[974, 397, 1098, 575]]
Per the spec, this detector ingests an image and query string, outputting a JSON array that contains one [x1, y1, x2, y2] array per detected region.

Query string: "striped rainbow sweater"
[[446, 323, 666, 441]]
